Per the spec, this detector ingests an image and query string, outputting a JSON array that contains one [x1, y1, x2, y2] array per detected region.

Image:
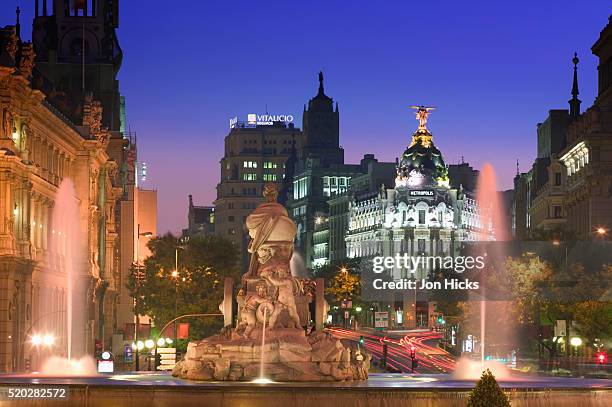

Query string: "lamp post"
[[30, 333, 55, 371], [134, 225, 153, 371], [145, 339, 155, 370], [172, 237, 189, 342], [552, 238, 572, 356], [570, 337, 582, 356]]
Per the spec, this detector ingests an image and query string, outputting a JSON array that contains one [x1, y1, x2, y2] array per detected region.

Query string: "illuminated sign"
[[230, 113, 295, 129], [409, 190, 434, 197], [249, 113, 294, 126]]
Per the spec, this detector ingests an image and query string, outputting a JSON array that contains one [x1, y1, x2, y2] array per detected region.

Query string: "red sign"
[[178, 323, 189, 339]]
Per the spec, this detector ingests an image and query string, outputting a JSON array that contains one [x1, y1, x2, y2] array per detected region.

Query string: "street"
[[329, 327, 457, 374]]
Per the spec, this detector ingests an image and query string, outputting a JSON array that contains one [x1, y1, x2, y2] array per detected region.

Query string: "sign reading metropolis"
[[408, 189, 435, 197], [229, 113, 294, 129]]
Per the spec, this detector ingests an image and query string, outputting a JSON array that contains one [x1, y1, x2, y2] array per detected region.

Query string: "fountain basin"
[[173, 329, 370, 382]]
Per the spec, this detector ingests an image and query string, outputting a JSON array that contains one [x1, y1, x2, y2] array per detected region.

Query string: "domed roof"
[[396, 107, 449, 188]]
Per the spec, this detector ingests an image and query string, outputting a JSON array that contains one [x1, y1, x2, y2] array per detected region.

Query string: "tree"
[[127, 234, 240, 347], [328, 267, 361, 303], [574, 301, 612, 343], [313, 258, 363, 305], [467, 369, 511, 407]]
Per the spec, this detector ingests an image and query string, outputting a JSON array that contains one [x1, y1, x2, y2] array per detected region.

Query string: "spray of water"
[[43, 179, 96, 375], [290, 251, 310, 278], [455, 163, 511, 380]]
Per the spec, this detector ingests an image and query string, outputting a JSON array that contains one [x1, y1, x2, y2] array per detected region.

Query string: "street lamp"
[[596, 227, 607, 238], [30, 333, 55, 370], [133, 225, 153, 372], [570, 337, 582, 355], [172, 237, 189, 342]]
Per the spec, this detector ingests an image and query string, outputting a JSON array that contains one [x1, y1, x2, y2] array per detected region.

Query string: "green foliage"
[[127, 234, 240, 345], [467, 369, 511, 407], [574, 300, 612, 342], [313, 258, 363, 304]]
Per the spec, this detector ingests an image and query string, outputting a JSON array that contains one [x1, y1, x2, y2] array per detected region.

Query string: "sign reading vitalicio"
[[229, 113, 295, 128]]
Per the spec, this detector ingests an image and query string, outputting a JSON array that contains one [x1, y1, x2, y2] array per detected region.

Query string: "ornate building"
[[0, 0, 143, 372], [514, 16, 612, 241], [559, 17, 612, 240], [288, 73, 368, 268], [343, 108, 482, 327]]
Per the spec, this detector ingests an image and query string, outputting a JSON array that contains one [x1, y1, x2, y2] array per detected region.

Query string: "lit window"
[[263, 161, 278, 169]]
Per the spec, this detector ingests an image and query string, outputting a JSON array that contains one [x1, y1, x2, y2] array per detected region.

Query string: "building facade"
[[514, 16, 612, 241], [0, 0, 150, 371], [288, 73, 370, 268], [0, 19, 124, 370], [342, 109, 482, 327], [214, 121, 302, 266], [183, 194, 214, 237], [559, 18, 612, 240]]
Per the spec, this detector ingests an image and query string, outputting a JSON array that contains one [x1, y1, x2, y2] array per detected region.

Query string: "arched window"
[[70, 38, 90, 57]]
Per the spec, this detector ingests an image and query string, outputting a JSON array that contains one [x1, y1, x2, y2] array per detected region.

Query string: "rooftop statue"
[[410, 105, 435, 131]]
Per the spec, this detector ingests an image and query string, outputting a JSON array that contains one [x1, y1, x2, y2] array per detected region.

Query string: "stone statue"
[[173, 183, 370, 382], [18, 42, 35, 78], [4, 28, 17, 60], [237, 280, 272, 338], [2, 108, 12, 139], [410, 105, 435, 130], [264, 265, 301, 329], [83, 94, 103, 137], [244, 183, 296, 281]]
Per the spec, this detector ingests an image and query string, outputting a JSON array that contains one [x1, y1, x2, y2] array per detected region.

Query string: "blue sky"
[[3, 1, 610, 233]]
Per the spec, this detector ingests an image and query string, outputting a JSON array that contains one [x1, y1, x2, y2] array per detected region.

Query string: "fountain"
[[39, 178, 96, 376], [173, 184, 370, 381], [454, 163, 512, 379]]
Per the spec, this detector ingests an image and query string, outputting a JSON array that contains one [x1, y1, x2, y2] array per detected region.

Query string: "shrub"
[[467, 369, 511, 407]]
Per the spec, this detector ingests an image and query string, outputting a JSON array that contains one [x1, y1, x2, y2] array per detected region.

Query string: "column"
[[315, 277, 326, 331], [222, 277, 234, 327]]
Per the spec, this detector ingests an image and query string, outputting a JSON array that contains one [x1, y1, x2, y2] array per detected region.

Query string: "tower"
[[301, 72, 343, 165], [569, 53, 581, 120], [32, 0, 122, 131]]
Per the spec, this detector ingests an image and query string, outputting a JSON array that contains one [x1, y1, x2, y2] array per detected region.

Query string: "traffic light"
[[155, 351, 162, 369], [359, 335, 365, 346], [596, 352, 607, 364], [411, 357, 419, 372], [409, 345, 416, 359], [437, 315, 445, 325]]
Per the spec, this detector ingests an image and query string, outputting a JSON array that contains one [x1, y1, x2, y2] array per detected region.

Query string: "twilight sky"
[[2, 1, 611, 234]]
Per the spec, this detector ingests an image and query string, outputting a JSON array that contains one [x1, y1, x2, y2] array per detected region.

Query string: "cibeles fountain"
[[173, 184, 370, 382]]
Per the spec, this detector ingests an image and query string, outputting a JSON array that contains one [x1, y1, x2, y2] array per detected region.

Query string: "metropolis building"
[[342, 108, 482, 327]]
